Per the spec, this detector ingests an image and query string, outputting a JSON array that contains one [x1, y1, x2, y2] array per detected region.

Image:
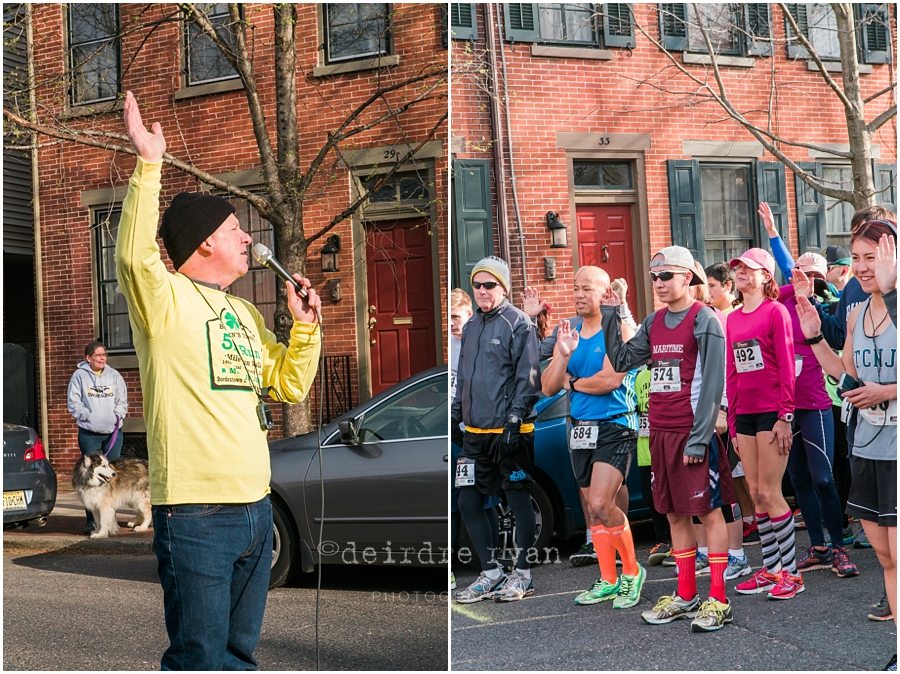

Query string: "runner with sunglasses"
[[602, 246, 733, 632], [452, 256, 542, 603], [725, 248, 802, 600]]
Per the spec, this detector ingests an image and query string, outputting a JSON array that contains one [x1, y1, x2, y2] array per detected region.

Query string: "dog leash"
[[102, 416, 121, 457]]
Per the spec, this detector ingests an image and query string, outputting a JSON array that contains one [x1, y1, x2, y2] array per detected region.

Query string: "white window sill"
[[683, 53, 755, 68], [806, 60, 872, 74], [174, 78, 244, 101], [531, 44, 613, 60], [313, 54, 400, 77]]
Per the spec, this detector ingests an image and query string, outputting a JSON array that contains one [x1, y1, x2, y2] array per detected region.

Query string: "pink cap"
[[795, 252, 827, 277], [730, 248, 775, 276]]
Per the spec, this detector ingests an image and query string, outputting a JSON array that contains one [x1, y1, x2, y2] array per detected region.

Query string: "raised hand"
[[124, 91, 166, 163], [610, 278, 628, 304], [758, 202, 777, 238], [794, 293, 822, 339], [523, 286, 543, 318], [791, 266, 813, 298], [554, 319, 578, 358], [287, 275, 321, 324], [601, 285, 622, 307], [875, 233, 897, 294]]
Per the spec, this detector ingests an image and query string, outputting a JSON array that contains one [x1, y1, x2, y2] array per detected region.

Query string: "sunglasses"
[[649, 270, 686, 282], [472, 281, 500, 290]]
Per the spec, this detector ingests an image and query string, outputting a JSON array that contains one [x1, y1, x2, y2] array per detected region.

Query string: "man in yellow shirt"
[[117, 91, 322, 670]]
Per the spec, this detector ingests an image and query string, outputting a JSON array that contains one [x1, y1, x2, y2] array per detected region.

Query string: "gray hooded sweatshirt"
[[67, 361, 128, 434]]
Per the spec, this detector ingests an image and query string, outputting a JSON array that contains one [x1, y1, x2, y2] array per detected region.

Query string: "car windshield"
[[354, 374, 448, 441]]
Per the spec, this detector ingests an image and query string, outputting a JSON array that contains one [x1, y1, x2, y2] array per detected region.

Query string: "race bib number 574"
[[650, 359, 681, 393]]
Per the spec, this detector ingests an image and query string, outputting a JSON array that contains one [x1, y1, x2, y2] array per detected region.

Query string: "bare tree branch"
[[869, 104, 898, 133]]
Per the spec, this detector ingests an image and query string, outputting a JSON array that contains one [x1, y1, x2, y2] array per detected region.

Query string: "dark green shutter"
[[603, 3, 634, 48], [756, 161, 787, 240], [794, 163, 824, 255], [875, 163, 897, 214], [784, 4, 809, 59], [504, 3, 539, 43], [860, 4, 891, 64], [451, 3, 478, 41], [659, 3, 687, 51], [666, 160, 703, 260], [452, 160, 494, 292], [744, 3, 772, 56]]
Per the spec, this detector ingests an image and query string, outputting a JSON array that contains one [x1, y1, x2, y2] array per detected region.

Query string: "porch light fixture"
[[546, 211, 568, 248], [321, 234, 341, 273]]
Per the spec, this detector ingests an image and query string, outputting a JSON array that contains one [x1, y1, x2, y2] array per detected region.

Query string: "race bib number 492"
[[733, 339, 764, 374]]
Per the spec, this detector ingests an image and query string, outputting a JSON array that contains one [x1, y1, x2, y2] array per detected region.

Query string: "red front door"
[[575, 204, 638, 317], [365, 219, 437, 394]]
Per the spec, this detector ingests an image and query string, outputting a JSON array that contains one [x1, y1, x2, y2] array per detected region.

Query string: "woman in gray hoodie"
[[67, 340, 128, 531]]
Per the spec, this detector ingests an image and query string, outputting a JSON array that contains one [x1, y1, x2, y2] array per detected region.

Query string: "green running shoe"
[[574, 577, 620, 605], [613, 565, 646, 609]]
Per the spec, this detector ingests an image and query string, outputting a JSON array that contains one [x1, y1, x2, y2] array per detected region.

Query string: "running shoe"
[[742, 525, 760, 546], [454, 571, 507, 604], [724, 554, 752, 581], [647, 542, 673, 566], [767, 569, 805, 600], [854, 524, 873, 549], [734, 567, 779, 595], [796, 545, 833, 572], [842, 525, 856, 547], [793, 508, 806, 530], [691, 598, 734, 632], [613, 565, 646, 609], [494, 570, 535, 602], [831, 546, 860, 578], [641, 593, 700, 624], [695, 550, 710, 576], [869, 595, 893, 621], [661, 553, 677, 567], [574, 577, 620, 605], [450, 573, 456, 591], [569, 541, 597, 567], [885, 654, 897, 671]]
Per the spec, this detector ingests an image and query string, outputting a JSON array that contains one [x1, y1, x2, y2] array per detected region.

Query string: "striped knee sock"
[[674, 547, 697, 601], [772, 510, 797, 573], [590, 524, 619, 584], [607, 518, 639, 577], [757, 512, 781, 572], [708, 552, 728, 604]]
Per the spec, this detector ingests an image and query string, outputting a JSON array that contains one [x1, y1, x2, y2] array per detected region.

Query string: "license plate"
[[3, 490, 27, 512]]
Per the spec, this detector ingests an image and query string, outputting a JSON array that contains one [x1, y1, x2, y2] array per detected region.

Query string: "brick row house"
[[450, 3, 896, 321], [20, 3, 448, 474]]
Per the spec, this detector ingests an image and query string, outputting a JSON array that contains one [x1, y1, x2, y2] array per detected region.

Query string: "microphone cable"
[[313, 306, 325, 671]]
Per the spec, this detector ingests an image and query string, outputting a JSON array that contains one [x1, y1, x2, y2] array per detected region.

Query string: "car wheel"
[[270, 498, 297, 589], [493, 482, 555, 566]]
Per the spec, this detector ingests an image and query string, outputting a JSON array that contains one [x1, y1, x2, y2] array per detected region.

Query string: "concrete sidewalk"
[[3, 486, 153, 555]]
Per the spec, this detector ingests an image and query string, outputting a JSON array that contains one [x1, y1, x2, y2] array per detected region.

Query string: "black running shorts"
[[462, 430, 535, 496], [568, 419, 636, 488], [846, 455, 897, 527]]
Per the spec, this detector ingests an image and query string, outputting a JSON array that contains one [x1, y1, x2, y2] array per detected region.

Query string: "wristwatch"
[[507, 414, 522, 426], [569, 376, 580, 391], [804, 334, 825, 345], [778, 413, 795, 424]]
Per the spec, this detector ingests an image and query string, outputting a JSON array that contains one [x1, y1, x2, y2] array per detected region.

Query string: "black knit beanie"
[[159, 192, 236, 270]]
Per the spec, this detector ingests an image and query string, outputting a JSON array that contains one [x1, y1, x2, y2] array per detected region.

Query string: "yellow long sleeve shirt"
[[115, 158, 321, 504]]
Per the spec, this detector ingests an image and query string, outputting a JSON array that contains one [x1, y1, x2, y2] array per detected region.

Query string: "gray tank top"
[[851, 299, 897, 461]]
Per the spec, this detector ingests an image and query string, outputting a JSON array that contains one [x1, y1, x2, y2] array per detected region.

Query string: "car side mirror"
[[338, 417, 361, 445]]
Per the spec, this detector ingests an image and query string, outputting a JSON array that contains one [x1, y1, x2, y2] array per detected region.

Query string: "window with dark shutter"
[[451, 3, 478, 41], [504, 3, 634, 48], [603, 3, 634, 48], [659, 3, 688, 51], [861, 3, 891, 64]]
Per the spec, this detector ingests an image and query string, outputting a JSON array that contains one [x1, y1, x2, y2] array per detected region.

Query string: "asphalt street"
[[4, 544, 446, 671], [451, 522, 896, 671]]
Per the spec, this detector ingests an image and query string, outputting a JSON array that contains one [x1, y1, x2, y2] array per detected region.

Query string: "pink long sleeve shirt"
[[726, 298, 796, 438]]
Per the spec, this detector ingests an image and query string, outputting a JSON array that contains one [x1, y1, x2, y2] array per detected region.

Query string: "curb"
[[3, 534, 154, 555]]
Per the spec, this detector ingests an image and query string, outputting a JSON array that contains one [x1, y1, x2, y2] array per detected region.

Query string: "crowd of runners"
[[450, 203, 897, 670]]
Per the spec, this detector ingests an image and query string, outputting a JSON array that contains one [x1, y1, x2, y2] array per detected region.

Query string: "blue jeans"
[[152, 496, 273, 671]]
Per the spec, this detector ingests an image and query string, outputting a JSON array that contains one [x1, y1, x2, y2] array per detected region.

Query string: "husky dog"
[[71, 454, 152, 539]]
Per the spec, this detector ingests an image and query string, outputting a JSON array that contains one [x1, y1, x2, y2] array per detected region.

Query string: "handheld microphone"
[[251, 243, 308, 298]]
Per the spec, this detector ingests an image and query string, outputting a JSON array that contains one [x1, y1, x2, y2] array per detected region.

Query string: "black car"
[[268, 366, 448, 588], [3, 424, 57, 528]]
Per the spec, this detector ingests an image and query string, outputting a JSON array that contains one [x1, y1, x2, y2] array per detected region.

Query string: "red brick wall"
[[451, 3, 897, 319], [31, 3, 448, 474]]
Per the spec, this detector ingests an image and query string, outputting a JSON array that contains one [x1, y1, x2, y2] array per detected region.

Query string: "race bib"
[[733, 339, 764, 374], [454, 458, 475, 487], [650, 359, 681, 393], [450, 370, 457, 401], [859, 399, 898, 427], [570, 421, 599, 450], [638, 413, 650, 438], [794, 355, 803, 378], [206, 309, 261, 390]]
